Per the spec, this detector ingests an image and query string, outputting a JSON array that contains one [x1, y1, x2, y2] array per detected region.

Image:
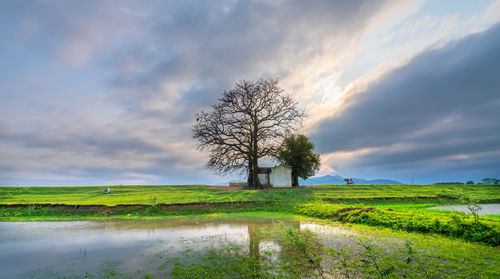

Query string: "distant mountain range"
[[299, 175, 402, 185], [219, 174, 402, 186]]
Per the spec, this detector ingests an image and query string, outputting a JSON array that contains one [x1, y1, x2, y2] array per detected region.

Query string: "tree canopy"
[[192, 78, 304, 189], [481, 177, 500, 184], [277, 135, 320, 187]]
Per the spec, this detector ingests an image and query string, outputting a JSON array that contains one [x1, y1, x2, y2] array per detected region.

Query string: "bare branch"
[[192, 78, 304, 188]]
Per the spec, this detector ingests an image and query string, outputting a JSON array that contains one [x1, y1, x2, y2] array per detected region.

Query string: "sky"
[[1, 0, 500, 186]]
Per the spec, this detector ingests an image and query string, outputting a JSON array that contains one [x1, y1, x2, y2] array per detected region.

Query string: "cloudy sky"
[[1, 0, 500, 186]]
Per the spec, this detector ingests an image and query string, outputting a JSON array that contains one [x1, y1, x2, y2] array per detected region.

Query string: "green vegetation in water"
[[170, 244, 277, 279], [297, 202, 500, 246], [15, 215, 500, 279], [165, 221, 500, 278]]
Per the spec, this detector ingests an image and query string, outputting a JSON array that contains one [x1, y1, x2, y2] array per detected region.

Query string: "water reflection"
[[247, 221, 302, 260], [0, 217, 310, 278], [428, 203, 500, 215], [2, 216, 496, 278]]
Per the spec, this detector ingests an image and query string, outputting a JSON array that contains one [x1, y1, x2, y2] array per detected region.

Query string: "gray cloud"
[[106, 0, 390, 118], [1, 0, 394, 185], [311, 23, 500, 183], [7, 1, 498, 185], [0, 125, 162, 156]]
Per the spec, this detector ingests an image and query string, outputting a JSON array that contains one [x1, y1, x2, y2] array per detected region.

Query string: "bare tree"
[[192, 78, 304, 189]]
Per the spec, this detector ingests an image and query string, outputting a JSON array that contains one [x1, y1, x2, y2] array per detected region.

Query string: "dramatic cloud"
[[1, 0, 499, 185], [311, 23, 500, 183], [0, 0, 393, 185]]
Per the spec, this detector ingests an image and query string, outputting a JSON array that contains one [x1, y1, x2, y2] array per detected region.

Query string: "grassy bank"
[[0, 201, 294, 221], [296, 202, 500, 246], [1, 184, 499, 205]]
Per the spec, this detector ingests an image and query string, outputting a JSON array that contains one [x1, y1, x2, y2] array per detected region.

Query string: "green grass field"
[[1, 184, 499, 205]]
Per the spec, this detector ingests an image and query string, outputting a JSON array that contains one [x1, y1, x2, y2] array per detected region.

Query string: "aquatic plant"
[[278, 222, 326, 279], [458, 190, 482, 222], [404, 241, 429, 279]]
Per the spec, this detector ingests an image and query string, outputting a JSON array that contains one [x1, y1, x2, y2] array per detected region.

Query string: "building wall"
[[270, 165, 291, 187]]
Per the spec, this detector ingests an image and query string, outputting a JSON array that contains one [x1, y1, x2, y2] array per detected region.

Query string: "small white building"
[[258, 165, 292, 187]]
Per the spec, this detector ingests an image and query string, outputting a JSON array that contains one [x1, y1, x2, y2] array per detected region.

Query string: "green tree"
[[466, 180, 475, 185], [277, 135, 320, 187], [481, 177, 500, 184]]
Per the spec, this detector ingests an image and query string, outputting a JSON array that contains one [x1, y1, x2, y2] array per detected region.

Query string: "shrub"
[[297, 202, 500, 246]]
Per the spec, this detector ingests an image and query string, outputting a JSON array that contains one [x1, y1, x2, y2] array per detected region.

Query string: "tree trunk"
[[247, 158, 261, 189], [291, 169, 299, 187], [252, 160, 262, 189], [247, 163, 254, 188], [249, 121, 262, 189]]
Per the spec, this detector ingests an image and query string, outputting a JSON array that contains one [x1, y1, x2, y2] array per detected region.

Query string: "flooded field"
[[0, 215, 498, 278], [2, 216, 301, 278], [428, 203, 500, 215]]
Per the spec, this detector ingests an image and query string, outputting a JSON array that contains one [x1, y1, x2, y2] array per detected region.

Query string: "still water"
[[428, 203, 500, 215], [0, 216, 353, 278], [2, 214, 498, 278]]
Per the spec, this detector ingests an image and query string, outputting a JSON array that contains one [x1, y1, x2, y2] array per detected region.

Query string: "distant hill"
[[299, 175, 402, 185]]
